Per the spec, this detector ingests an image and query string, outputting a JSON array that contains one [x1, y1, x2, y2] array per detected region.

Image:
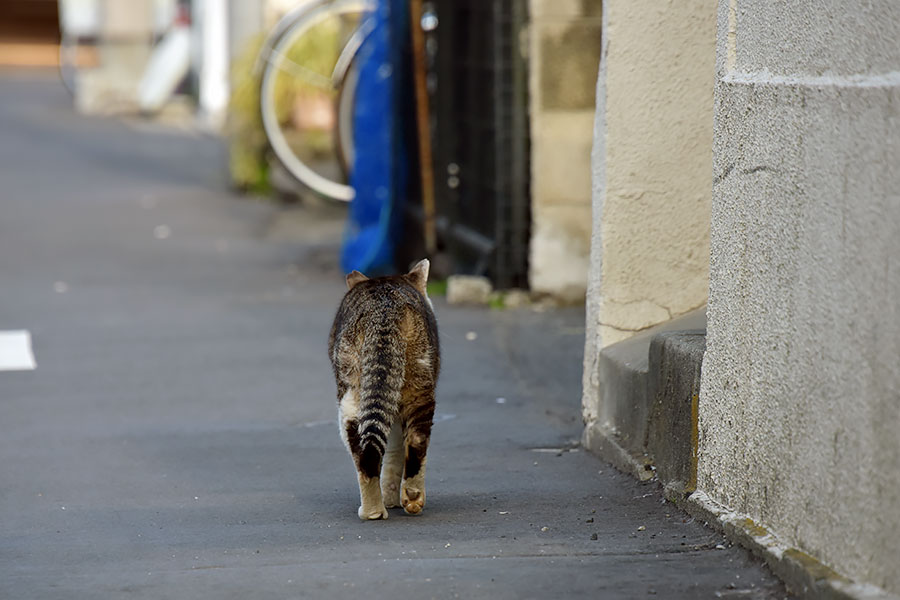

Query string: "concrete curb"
[[582, 424, 654, 481], [582, 309, 707, 484], [583, 309, 899, 600], [677, 491, 900, 600], [646, 331, 705, 496]]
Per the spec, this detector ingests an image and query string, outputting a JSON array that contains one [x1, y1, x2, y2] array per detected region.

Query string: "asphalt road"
[[0, 71, 791, 599]]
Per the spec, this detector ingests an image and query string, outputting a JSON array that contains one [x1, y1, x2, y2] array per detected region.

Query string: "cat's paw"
[[401, 486, 425, 515], [358, 504, 389, 520]]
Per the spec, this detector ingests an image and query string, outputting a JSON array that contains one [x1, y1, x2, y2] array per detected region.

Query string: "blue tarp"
[[340, 0, 411, 276]]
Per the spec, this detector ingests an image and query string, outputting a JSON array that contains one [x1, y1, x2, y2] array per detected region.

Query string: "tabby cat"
[[328, 259, 440, 520]]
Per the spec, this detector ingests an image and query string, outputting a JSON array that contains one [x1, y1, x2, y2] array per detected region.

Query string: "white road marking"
[[0, 330, 36, 371]]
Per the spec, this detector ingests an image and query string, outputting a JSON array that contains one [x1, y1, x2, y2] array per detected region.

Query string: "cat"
[[328, 259, 440, 520]]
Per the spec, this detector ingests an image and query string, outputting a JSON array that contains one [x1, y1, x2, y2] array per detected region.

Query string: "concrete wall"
[[699, 0, 900, 594], [527, 0, 601, 302], [583, 0, 715, 428]]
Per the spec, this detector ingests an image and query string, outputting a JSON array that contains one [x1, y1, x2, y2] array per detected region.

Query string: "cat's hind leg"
[[381, 421, 404, 508], [400, 395, 434, 516], [355, 469, 387, 520], [352, 432, 389, 520], [339, 388, 388, 520]]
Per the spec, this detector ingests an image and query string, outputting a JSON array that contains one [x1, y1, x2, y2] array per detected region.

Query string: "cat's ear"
[[346, 270, 368, 290], [406, 258, 430, 292]]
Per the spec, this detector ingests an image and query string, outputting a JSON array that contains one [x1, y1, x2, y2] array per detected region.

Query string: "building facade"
[[584, 0, 900, 595]]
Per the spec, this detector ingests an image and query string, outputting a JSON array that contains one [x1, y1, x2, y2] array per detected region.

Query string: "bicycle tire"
[[332, 15, 374, 176], [334, 55, 360, 177], [259, 0, 374, 202]]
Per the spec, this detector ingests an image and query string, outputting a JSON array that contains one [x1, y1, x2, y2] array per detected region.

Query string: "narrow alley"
[[0, 71, 790, 599]]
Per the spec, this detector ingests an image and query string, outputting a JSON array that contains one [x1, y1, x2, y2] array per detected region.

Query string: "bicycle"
[[254, 0, 376, 202]]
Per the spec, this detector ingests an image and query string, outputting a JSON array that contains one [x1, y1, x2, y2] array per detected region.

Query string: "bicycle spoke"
[[266, 49, 335, 90]]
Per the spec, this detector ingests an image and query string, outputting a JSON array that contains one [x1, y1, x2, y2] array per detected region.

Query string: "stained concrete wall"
[[583, 0, 715, 431], [699, 0, 900, 594], [527, 0, 601, 302]]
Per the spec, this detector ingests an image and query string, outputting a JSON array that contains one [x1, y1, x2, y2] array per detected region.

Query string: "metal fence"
[[411, 0, 530, 289]]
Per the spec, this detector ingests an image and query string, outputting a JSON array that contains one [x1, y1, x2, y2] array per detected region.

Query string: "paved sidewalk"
[[0, 71, 791, 599]]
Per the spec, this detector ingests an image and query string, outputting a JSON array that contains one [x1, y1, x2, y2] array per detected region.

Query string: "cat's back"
[[329, 275, 438, 365]]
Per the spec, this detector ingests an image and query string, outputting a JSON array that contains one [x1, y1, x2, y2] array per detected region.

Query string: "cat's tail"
[[357, 314, 406, 479]]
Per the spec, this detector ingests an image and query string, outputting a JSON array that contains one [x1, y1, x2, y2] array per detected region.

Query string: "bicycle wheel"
[[259, 0, 374, 202]]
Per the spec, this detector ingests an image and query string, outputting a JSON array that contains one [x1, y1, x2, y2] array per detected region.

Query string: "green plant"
[[225, 34, 269, 191]]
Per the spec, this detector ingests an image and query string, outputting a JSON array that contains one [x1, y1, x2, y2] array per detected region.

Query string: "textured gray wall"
[[699, 0, 900, 593]]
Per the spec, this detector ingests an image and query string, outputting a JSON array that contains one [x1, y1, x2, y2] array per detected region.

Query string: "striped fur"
[[356, 310, 407, 474], [328, 259, 440, 520]]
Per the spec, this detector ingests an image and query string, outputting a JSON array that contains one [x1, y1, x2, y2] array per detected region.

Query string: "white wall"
[[583, 0, 715, 427], [699, 0, 900, 593]]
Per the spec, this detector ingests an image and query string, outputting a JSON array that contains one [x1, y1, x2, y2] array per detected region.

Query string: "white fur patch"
[[339, 389, 359, 417], [338, 389, 358, 450]]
